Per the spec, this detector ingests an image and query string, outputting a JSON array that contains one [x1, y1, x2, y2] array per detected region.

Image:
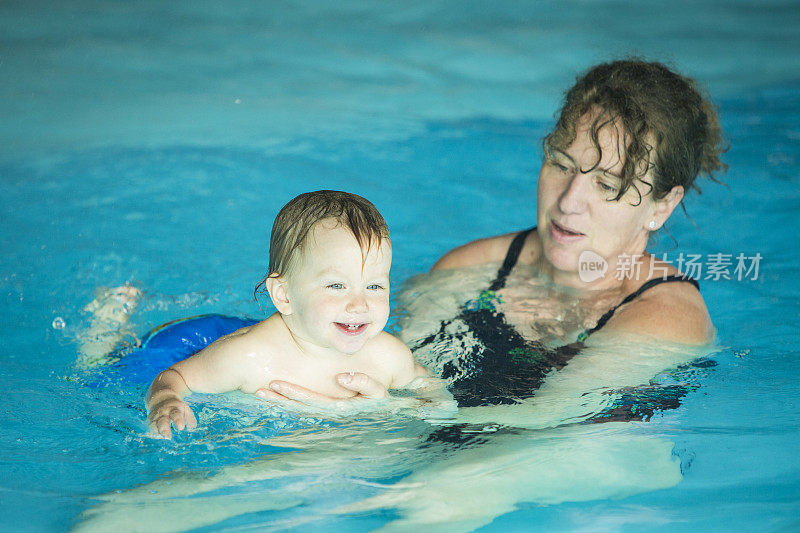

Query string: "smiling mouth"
[[335, 322, 368, 335]]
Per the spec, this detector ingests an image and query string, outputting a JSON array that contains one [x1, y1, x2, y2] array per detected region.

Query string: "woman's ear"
[[650, 185, 684, 230], [265, 275, 292, 315]]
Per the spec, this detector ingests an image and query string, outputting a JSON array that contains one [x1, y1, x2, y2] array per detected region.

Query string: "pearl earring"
[[649, 221, 656, 230]]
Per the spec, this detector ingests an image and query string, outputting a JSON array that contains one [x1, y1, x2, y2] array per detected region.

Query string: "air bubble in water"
[[52, 317, 66, 329]]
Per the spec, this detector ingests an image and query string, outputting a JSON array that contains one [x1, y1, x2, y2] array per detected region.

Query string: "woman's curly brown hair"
[[544, 59, 728, 204]]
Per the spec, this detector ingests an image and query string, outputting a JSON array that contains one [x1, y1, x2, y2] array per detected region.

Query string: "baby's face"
[[283, 219, 392, 355]]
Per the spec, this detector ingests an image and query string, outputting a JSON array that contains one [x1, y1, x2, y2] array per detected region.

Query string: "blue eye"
[[327, 283, 344, 289], [367, 284, 385, 290]]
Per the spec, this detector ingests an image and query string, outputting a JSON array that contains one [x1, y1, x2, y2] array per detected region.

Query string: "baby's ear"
[[265, 275, 292, 315]]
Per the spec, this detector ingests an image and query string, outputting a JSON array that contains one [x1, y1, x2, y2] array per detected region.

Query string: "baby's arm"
[[145, 368, 196, 438], [145, 327, 263, 438]]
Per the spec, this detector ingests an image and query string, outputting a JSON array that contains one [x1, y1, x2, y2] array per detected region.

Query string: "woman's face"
[[536, 114, 663, 287]]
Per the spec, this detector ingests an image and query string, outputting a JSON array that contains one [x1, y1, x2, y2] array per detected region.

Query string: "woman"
[[261, 58, 728, 405]]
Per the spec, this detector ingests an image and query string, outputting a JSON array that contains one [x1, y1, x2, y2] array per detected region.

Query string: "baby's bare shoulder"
[[367, 331, 412, 356], [361, 332, 415, 384], [191, 316, 284, 370], [198, 315, 295, 392]]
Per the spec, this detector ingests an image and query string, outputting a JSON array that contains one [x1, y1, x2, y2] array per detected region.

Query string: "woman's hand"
[[255, 373, 457, 420], [255, 372, 389, 406]]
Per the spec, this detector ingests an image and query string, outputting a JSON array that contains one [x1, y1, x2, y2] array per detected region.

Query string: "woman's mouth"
[[550, 220, 585, 243], [334, 322, 368, 336]]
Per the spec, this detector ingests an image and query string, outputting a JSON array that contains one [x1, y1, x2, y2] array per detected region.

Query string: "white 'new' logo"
[[578, 250, 608, 283]]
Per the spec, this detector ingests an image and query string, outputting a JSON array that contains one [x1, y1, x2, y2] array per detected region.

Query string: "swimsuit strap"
[[488, 227, 537, 291], [580, 274, 700, 340]]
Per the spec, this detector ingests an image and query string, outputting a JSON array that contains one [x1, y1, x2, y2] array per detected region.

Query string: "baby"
[[146, 190, 426, 438]]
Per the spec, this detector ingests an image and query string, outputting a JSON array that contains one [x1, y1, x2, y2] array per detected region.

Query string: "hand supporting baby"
[[256, 371, 389, 404], [255, 370, 456, 420]]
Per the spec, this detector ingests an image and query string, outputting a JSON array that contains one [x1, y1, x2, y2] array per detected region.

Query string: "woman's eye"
[[597, 181, 618, 193], [367, 284, 385, 291], [550, 160, 569, 172], [327, 283, 344, 289]]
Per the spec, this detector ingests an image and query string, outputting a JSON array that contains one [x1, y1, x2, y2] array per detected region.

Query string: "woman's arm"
[[260, 373, 389, 403], [452, 329, 713, 429], [257, 370, 456, 419], [253, 334, 454, 417]]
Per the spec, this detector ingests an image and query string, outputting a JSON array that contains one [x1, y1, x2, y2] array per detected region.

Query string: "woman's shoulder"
[[432, 228, 539, 270], [609, 257, 713, 344]]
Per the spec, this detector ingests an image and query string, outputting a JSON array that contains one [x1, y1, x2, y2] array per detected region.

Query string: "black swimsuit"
[[414, 226, 700, 408], [412, 228, 574, 407]]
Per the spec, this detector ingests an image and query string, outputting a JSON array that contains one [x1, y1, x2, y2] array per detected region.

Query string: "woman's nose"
[[557, 173, 588, 215], [345, 292, 368, 313]]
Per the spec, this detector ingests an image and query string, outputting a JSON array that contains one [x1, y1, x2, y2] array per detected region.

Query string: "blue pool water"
[[2, 1, 800, 531]]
